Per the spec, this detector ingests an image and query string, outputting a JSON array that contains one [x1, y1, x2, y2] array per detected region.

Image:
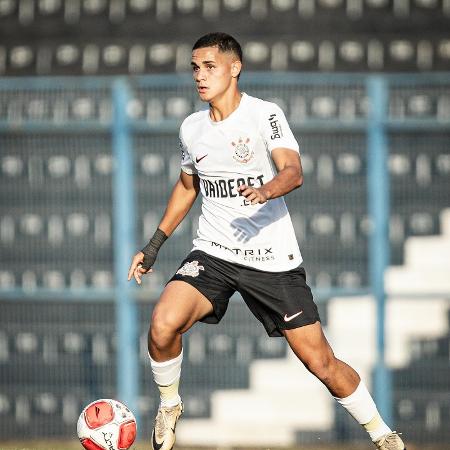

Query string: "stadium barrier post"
[[367, 75, 393, 426], [112, 78, 140, 425]]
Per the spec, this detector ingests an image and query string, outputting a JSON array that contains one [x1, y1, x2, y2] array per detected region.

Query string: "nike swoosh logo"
[[196, 154, 208, 163], [152, 431, 163, 450], [284, 311, 303, 322]]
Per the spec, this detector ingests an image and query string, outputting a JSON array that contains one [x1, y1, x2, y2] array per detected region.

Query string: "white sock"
[[149, 350, 183, 407], [334, 381, 391, 441]]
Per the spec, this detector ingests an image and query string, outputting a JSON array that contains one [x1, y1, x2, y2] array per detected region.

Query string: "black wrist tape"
[[141, 228, 168, 270]]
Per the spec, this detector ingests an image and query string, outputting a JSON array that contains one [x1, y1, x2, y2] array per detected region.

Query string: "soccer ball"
[[77, 399, 137, 450]]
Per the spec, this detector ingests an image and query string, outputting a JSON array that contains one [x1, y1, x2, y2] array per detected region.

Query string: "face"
[[191, 46, 241, 103]]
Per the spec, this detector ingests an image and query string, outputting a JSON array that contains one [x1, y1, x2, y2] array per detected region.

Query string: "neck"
[[209, 88, 242, 122]]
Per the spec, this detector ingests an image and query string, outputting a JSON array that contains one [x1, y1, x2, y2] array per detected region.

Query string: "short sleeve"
[[261, 103, 299, 153], [179, 126, 197, 175]]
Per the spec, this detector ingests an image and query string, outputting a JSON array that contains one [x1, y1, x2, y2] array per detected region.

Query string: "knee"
[[149, 306, 183, 350]]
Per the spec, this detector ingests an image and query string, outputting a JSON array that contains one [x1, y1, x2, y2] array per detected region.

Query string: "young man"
[[128, 33, 406, 450]]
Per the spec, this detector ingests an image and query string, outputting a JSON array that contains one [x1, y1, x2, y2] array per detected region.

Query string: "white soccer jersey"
[[179, 93, 303, 272]]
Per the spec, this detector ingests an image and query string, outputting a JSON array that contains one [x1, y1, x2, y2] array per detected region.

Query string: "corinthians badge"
[[231, 137, 254, 163], [176, 260, 205, 277]]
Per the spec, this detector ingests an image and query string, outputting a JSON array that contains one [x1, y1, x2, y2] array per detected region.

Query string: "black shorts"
[[168, 250, 320, 337]]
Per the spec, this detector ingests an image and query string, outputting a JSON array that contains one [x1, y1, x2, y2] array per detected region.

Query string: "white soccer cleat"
[[151, 402, 183, 450], [374, 431, 406, 450]]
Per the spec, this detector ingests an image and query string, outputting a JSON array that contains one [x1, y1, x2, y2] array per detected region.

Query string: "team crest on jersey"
[[176, 260, 205, 277], [231, 137, 254, 164]]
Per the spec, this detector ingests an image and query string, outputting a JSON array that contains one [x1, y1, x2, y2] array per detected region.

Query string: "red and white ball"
[[77, 399, 137, 450]]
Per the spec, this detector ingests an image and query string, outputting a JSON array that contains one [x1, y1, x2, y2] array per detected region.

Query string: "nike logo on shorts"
[[196, 154, 208, 163], [284, 311, 303, 322]]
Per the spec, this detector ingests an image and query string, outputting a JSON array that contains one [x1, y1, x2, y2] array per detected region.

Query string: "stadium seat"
[[43, 270, 66, 289], [0, 0, 16, 18], [0, 270, 15, 288], [15, 332, 38, 354], [407, 94, 433, 117], [91, 270, 113, 288], [243, 41, 270, 67], [1, 154, 24, 178], [9, 45, 35, 72], [290, 40, 317, 70], [34, 392, 58, 415], [388, 39, 416, 70], [311, 95, 337, 118], [166, 96, 192, 119]]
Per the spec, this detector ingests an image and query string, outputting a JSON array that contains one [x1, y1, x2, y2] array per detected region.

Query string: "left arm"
[[238, 148, 303, 204]]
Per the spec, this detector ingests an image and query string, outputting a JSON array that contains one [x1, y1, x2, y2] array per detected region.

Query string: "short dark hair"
[[192, 32, 243, 62]]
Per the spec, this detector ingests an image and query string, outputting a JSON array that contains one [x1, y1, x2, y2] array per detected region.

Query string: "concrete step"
[[385, 298, 450, 367], [210, 389, 333, 428], [404, 236, 450, 268], [249, 358, 324, 391], [177, 419, 296, 446], [385, 267, 450, 294]]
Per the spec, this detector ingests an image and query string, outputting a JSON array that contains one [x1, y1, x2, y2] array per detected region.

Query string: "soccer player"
[[128, 32, 406, 450]]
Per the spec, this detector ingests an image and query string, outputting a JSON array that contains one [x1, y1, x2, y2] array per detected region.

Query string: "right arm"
[[157, 170, 200, 237], [127, 170, 200, 284]]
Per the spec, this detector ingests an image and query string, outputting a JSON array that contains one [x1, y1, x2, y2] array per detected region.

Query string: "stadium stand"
[[0, 0, 449, 75]]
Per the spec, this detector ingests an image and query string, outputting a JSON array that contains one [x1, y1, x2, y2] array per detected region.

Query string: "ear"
[[231, 60, 242, 78]]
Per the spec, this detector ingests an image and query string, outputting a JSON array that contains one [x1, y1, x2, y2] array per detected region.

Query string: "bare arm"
[[238, 148, 303, 204], [158, 170, 200, 236], [128, 170, 200, 284]]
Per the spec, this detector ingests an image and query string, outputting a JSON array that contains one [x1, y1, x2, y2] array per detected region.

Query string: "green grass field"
[[0, 442, 448, 450]]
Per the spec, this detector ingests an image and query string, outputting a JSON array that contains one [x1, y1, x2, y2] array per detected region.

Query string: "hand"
[[238, 184, 269, 204], [127, 251, 153, 285]]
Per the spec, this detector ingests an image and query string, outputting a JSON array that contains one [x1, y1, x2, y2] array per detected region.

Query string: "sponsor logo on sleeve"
[[179, 139, 185, 160], [268, 113, 283, 140]]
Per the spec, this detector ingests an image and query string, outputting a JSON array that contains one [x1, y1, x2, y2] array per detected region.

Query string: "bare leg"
[[284, 321, 360, 398], [148, 281, 213, 449], [149, 280, 214, 361]]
